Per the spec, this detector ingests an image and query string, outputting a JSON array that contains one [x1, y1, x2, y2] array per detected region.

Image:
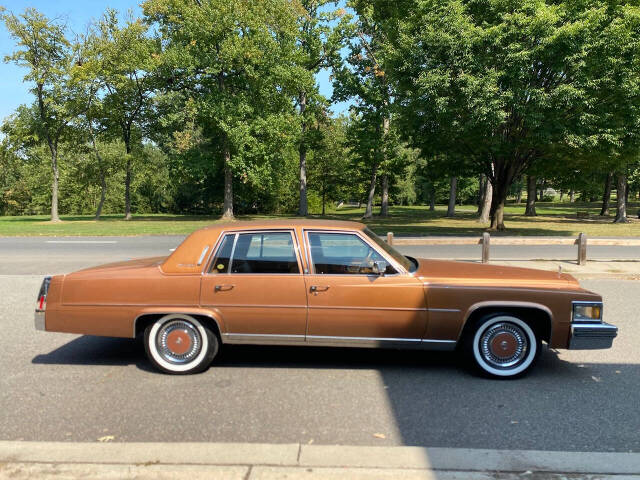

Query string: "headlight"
[[572, 302, 603, 323]]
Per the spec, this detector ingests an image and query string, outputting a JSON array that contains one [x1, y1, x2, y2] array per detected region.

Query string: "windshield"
[[363, 227, 417, 273]]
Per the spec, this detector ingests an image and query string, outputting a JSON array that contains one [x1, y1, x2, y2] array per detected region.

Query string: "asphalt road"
[[0, 235, 639, 275], [0, 240, 638, 451]]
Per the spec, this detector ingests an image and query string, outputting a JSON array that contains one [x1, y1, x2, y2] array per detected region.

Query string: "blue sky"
[[0, 0, 350, 123]]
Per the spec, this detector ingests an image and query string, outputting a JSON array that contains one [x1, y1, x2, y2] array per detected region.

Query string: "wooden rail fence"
[[385, 232, 640, 265]]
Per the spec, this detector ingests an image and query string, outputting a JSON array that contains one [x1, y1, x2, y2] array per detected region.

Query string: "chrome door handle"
[[215, 284, 234, 292], [310, 285, 330, 293]]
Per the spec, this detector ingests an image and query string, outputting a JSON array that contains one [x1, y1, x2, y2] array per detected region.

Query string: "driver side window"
[[308, 232, 397, 275]]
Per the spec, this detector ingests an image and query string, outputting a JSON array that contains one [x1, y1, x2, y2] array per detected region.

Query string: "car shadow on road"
[[31, 335, 156, 373]]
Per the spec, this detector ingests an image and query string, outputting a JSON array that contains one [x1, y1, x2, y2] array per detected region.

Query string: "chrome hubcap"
[[480, 322, 528, 369], [156, 320, 201, 364]]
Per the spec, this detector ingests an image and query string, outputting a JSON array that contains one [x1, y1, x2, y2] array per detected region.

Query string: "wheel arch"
[[458, 301, 553, 345], [134, 310, 223, 340]]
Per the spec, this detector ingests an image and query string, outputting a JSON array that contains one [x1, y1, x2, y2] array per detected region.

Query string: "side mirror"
[[371, 260, 387, 276]]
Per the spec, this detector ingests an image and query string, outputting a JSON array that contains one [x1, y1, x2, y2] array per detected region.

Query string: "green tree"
[[144, 0, 312, 219], [2, 8, 85, 221], [308, 116, 350, 214], [82, 9, 157, 220], [333, 0, 396, 218], [383, 0, 640, 230], [295, 1, 348, 216]]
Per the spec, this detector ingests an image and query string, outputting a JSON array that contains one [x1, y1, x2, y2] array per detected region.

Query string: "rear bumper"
[[568, 322, 617, 350], [34, 311, 45, 331]]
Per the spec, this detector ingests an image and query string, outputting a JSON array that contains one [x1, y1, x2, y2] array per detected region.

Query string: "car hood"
[[414, 258, 580, 289]]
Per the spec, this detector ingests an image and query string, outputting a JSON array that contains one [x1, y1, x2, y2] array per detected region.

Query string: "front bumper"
[[34, 311, 45, 331], [568, 322, 617, 349]]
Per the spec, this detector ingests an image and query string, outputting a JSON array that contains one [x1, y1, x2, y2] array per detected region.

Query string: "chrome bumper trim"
[[568, 322, 617, 350], [34, 311, 46, 331]]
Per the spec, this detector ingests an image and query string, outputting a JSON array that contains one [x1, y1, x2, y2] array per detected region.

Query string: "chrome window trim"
[[228, 233, 239, 273], [303, 229, 407, 277], [196, 245, 210, 266], [204, 229, 303, 276]]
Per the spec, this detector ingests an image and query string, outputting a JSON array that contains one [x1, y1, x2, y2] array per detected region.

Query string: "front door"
[[303, 230, 427, 346], [200, 230, 307, 343]]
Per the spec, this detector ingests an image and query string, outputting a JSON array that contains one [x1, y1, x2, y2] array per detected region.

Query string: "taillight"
[[36, 276, 52, 312]]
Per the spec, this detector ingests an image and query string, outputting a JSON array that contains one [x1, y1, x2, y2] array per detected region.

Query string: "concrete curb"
[[1, 441, 639, 475]]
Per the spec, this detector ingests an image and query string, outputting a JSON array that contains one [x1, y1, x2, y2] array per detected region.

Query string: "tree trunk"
[[91, 134, 107, 220], [429, 185, 435, 211], [489, 196, 505, 230], [298, 91, 308, 216], [96, 170, 107, 220], [614, 173, 628, 223], [515, 186, 522, 204], [559, 190, 564, 201], [380, 174, 389, 217], [321, 186, 326, 216], [363, 162, 378, 219], [446, 176, 457, 217], [489, 180, 508, 231], [488, 161, 518, 231], [49, 145, 60, 223], [478, 178, 492, 223], [538, 179, 545, 201], [569, 189, 575, 202], [525, 175, 537, 216], [600, 172, 613, 216], [123, 137, 132, 220], [477, 175, 486, 214], [379, 116, 390, 217], [222, 144, 234, 219]]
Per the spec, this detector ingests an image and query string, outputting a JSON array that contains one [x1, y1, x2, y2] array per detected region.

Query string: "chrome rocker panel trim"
[[221, 333, 457, 350], [568, 322, 618, 350]]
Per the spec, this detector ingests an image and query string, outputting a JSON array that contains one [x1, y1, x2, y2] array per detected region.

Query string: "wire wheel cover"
[[156, 320, 202, 364], [480, 322, 529, 369]]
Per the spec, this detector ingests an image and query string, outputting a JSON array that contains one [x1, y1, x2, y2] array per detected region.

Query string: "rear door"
[[200, 230, 307, 343]]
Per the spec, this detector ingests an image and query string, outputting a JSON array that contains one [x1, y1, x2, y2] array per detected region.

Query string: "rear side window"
[[209, 234, 235, 273], [209, 231, 299, 274]]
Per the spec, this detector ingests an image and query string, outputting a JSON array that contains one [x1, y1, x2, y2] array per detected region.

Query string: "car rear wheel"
[[144, 314, 218, 374], [464, 314, 541, 379]]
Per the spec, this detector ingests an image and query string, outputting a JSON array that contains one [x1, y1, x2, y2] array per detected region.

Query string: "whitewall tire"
[[466, 314, 541, 379], [144, 314, 218, 374]]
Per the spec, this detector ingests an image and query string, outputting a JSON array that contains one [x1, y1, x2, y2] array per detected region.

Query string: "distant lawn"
[[1, 202, 640, 237]]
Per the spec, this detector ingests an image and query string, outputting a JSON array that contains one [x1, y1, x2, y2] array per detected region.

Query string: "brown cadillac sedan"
[[34, 220, 617, 378]]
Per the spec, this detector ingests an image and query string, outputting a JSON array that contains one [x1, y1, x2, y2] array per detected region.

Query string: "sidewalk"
[[1, 441, 639, 479]]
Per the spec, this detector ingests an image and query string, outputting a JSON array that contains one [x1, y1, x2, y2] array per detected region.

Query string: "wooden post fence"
[[385, 232, 640, 265]]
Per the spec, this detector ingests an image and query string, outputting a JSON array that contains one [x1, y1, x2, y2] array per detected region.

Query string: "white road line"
[[45, 241, 118, 244]]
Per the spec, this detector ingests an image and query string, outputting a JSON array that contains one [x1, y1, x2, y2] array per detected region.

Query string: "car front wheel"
[[465, 314, 541, 379], [144, 314, 218, 374]]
